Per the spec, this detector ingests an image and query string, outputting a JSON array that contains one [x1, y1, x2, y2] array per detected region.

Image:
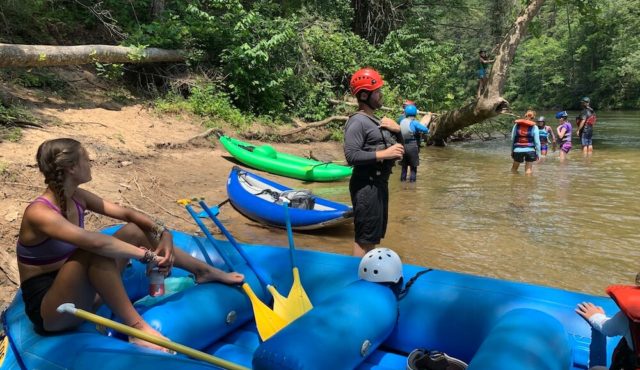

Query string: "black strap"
[[397, 269, 433, 301], [255, 188, 281, 200]]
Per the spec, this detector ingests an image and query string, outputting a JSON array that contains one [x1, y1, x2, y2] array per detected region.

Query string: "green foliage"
[[3, 0, 640, 139], [11, 71, 68, 91], [1, 127, 23, 142], [504, 35, 569, 109], [373, 26, 466, 112], [0, 105, 34, 142], [154, 83, 248, 129], [95, 63, 125, 80]]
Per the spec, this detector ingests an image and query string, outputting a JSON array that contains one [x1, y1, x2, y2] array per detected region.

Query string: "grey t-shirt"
[[343, 112, 402, 178]]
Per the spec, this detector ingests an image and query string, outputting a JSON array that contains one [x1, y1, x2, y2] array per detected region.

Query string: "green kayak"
[[219, 136, 352, 181]]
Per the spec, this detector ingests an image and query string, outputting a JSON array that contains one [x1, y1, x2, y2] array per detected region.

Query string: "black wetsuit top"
[[343, 112, 403, 179]]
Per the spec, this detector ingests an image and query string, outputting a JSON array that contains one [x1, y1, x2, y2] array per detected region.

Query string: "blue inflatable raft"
[[0, 226, 621, 370], [227, 166, 353, 230]]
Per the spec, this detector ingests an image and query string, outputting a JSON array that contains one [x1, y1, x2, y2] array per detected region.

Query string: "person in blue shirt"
[[535, 116, 556, 159], [510, 110, 541, 175], [397, 100, 416, 123], [399, 104, 431, 182]]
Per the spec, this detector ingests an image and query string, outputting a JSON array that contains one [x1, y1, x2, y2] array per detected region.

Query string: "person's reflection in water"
[[555, 160, 570, 204], [506, 175, 536, 221]]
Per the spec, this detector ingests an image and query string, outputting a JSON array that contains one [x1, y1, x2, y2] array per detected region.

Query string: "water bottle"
[[148, 267, 165, 297]]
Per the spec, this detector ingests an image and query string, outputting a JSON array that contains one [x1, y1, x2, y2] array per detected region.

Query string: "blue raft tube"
[[0, 225, 620, 370]]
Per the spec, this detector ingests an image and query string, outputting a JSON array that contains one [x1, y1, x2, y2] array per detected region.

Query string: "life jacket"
[[579, 107, 597, 126], [400, 117, 419, 142], [513, 119, 536, 148], [346, 112, 399, 179], [607, 285, 640, 370], [558, 122, 572, 143], [537, 125, 549, 145]]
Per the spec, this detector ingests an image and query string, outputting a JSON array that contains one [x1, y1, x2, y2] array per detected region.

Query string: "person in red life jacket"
[[344, 67, 404, 257], [556, 111, 573, 162], [399, 104, 431, 182], [576, 96, 597, 155], [576, 281, 640, 370], [510, 110, 541, 175]]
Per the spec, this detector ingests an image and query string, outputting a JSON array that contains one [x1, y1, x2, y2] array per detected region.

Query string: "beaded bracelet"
[[138, 247, 158, 264]]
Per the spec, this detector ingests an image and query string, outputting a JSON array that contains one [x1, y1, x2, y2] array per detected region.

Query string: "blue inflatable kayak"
[[227, 166, 353, 230], [0, 226, 620, 370]]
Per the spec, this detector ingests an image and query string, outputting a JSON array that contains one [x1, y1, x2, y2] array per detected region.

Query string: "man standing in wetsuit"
[[344, 67, 404, 257], [576, 96, 597, 155]]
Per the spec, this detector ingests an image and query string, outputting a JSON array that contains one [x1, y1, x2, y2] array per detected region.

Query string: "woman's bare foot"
[[129, 321, 173, 353], [195, 268, 244, 285]]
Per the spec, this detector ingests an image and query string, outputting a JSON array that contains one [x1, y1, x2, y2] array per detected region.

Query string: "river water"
[[230, 111, 640, 296]]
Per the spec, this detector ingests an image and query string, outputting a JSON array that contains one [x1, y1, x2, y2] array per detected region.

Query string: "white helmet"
[[358, 248, 403, 283]]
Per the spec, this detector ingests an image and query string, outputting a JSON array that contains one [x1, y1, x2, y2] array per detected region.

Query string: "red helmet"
[[402, 100, 416, 108], [350, 68, 384, 96]]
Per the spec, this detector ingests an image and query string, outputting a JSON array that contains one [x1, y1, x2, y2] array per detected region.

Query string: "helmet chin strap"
[[359, 91, 376, 110]]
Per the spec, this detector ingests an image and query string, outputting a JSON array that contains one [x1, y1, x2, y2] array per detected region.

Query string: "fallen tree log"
[[0, 43, 186, 68]]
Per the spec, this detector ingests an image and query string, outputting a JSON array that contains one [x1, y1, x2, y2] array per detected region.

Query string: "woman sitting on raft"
[[16, 138, 244, 350]]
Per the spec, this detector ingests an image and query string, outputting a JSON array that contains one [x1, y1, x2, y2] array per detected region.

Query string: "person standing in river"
[[399, 103, 431, 182], [510, 110, 541, 175], [344, 67, 404, 257], [536, 116, 556, 160], [556, 111, 573, 162], [576, 97, 597, 156]]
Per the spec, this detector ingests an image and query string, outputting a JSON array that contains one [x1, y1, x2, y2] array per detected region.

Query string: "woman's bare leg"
[[115, 223, 243, 284], [40, 249, 168, 351]]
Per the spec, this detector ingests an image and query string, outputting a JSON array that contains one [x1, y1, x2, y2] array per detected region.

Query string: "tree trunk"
[[428, 0, 546, 145], [0, 44, 186, 68], [150, 0, 165, 19]]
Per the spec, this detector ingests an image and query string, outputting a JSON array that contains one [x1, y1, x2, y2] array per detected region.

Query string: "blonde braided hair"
[[36, 138, 82, 219]]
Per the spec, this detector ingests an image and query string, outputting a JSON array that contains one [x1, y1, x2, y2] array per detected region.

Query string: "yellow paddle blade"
[[267, 284, 292, 321], [286, 267, 313, 318], [241, 283, 287, 341]]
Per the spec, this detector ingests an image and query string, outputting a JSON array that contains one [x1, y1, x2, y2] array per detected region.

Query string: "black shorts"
[[21, 270, 59, 335], [400, 142, 420, 168], [511, 151, 537, 163], [349, 175, 389, 245]]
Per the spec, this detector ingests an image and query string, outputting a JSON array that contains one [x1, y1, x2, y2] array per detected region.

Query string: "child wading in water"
[[536, 116, 556, 161], [555, 111, 572, 162]]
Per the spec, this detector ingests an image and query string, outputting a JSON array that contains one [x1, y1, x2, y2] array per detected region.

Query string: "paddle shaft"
[[198, 200, 271, 287], [192, 201, 290, 341], [56, 304, 248, 370], [282, 202, 298, 268], [184, 204, 232, 268]]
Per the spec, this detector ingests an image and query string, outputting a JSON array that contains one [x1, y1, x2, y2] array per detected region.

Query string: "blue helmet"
[[555, 111, 568, 119], [404, 105, 418, 117]]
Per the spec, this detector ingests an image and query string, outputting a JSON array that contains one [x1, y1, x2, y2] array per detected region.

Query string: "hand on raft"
[[575, 301, 605, 320]]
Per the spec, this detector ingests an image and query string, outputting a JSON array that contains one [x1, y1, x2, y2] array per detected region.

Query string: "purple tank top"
[[16, 196, 85, 266]]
